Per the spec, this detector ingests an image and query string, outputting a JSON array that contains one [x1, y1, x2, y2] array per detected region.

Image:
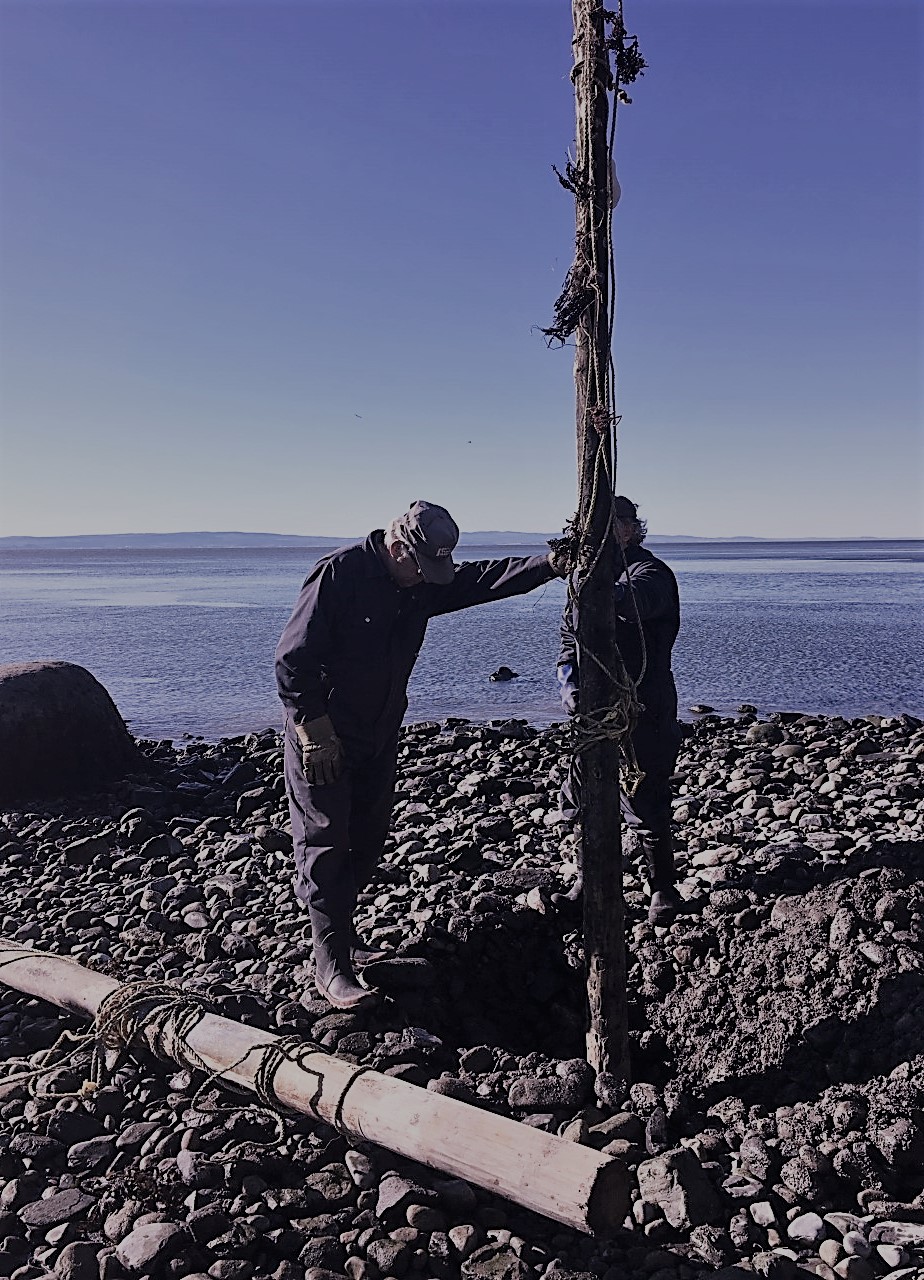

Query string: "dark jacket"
[[557, 544, 680, 724], [276, 531, 554, 757]]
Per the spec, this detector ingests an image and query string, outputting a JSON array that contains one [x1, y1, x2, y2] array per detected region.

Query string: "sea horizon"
[[1, 531, 922, 550], [2, 538, 921, 740]]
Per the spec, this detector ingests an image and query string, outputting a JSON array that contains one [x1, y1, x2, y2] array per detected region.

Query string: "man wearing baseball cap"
[[275, 500, 562, 1009]]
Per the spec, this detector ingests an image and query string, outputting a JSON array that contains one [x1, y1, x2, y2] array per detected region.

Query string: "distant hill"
[[1, 531, 910, 550], [0, 532, 351, 550], [0, 529, 764, 549], [462, 532, 769, 544]]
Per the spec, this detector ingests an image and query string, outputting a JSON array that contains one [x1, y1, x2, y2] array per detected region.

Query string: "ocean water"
[[1, 541, 921, 740]]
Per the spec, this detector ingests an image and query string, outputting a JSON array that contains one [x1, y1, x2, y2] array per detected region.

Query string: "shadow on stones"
[[399, 913, 679, 1087], [399, 912, 588, 1057]]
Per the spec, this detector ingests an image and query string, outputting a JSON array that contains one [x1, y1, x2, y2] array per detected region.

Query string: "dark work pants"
[[283, 719, 398, 968], [561, 716, 681, 887]]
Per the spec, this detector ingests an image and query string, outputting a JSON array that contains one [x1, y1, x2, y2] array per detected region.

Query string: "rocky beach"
[[0, 710, 922, 1280]]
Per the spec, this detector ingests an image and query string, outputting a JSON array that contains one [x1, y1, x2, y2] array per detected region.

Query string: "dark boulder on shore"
[[0, 661, 141, 801]]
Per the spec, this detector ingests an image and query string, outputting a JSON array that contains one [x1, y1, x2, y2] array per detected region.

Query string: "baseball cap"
[[395, 500, 460, 585]]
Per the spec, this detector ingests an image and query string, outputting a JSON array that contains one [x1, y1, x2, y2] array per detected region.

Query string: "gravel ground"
[[0, 710, 922, 1280]]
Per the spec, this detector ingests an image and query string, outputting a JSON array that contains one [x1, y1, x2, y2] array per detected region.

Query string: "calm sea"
[[1, 541, 921, 741]]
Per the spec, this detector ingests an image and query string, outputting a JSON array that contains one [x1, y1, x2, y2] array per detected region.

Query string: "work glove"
[[294, 714, 344, 785], [547, 547, 571, 578], [547, 535, 574, 579]]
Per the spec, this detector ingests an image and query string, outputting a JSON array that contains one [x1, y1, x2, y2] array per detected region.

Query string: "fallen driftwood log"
[[0, 939, 629, 1236]]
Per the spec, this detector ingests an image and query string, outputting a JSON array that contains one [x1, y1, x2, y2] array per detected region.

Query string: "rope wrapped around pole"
[[0, 939, 629, 1237], [568, 0, 630, 1089]]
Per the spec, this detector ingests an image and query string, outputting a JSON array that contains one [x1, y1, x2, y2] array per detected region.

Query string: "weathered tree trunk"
[[571, 0, 630, 1085], [0, 940, 629, 1236]]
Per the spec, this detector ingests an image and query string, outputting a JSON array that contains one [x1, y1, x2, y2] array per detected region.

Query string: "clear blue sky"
[[1, 0, 920, 539]]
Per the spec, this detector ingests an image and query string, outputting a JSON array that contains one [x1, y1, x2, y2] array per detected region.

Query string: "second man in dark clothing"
[[557, 495, 683, 926], [276, 500, 560, 1009]]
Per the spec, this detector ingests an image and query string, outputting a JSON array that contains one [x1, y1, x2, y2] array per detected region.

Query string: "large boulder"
[[0, 661, 142, 801]]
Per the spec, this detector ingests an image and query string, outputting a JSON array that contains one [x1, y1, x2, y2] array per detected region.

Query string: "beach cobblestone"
[[0, 711, 922, 1278]]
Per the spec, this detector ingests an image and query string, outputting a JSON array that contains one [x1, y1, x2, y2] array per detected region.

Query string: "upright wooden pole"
[[570, 0, 630, 1085]]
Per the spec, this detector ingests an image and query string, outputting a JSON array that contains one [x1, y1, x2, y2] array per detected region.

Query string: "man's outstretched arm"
[[425, 553, 558, 617]]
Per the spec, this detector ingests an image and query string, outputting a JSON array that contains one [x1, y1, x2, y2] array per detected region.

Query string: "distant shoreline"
[[1, 532, 921, 550]]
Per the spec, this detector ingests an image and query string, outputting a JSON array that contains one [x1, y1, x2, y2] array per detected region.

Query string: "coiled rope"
[[0, 959, 373, 1146]]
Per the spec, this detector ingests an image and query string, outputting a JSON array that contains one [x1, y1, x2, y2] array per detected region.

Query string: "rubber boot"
[[310, 915, 377, 1009], [305, 850, 377, 1010], [641, 830, 682, 927]]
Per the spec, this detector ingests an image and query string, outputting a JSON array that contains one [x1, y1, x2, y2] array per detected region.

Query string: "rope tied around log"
[[250, 1032, 377, 1143], [570, 701, 643, 796], [0, 958, 375, 1149], [92, 980, 215, 1082], [96, 983, 378, 1145], [0, 943, 631, 1236]]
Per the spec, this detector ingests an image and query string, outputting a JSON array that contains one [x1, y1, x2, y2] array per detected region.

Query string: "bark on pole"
[[570, 0, 631, 1084], [0, 940, 629, 1237]]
